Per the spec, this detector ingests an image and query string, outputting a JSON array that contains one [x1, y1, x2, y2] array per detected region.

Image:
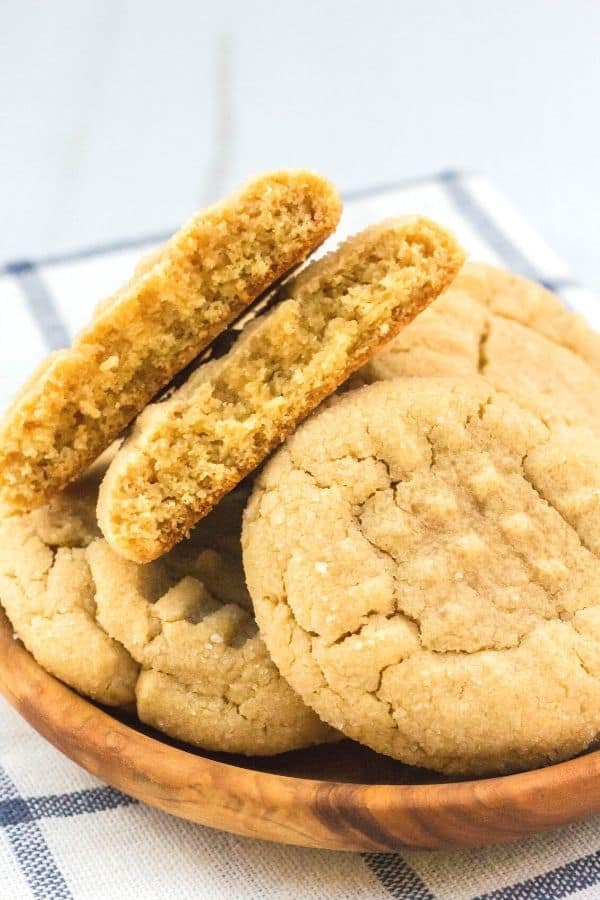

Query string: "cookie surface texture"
[[98, 217, 465, 562], [0, 170, 341, 511], [0, 454, 139, 706], [242, 377, 600, 775], [88, 489, 337, 755], [362, 262, 600, 427]]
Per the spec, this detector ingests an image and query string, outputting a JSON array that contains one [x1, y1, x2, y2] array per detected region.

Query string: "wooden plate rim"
[[2, 607, 600, 851]]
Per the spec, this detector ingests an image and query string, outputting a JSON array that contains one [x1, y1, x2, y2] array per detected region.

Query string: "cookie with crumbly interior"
[[242, 377, 600, 775], [362, 262, 600, 427], [88, 489, 337, 756], [97, 217, 465, 562], [0, 171, 341, 512], [0, 453, 139, 706]]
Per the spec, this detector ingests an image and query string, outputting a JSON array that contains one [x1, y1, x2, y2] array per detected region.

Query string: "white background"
[[2, 0, 599, 290]]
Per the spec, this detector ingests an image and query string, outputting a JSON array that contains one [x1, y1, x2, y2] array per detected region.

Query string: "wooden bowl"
[[2, 607, 600, 852]]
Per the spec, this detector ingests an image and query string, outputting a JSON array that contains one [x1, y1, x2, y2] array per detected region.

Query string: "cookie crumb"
[[99, 355, 119, 372]]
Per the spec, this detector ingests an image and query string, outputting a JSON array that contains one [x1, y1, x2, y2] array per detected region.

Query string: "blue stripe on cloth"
[[0, 765, 72, 899], [0, 170, 461, 275], [27, 785, 137, 821], [538, 277, 581, 294], [343, 170, 463, 204], [0, 797, 31, 827], [0, 229, 170, 275], [0, 764, 19, 800], [6, 821, 72, 900], [0, 785, 137, 828], [6, 261, 70, 350], [438, 172, 544, 283], [473, 850, 600, 900], [362, 853, 436, 900]]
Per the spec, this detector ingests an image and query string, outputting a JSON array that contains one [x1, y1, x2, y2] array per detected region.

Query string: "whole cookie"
[[243, 377, 600, 775], [88, 490, 337, 755], [0, 454, 139, 707], [362, 262, 600, 428]]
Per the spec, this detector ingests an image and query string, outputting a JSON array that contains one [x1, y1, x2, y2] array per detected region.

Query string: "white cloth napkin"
[[1, 172, 600, 900]]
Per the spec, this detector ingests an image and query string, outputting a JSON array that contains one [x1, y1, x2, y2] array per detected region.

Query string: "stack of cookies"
[[2, 170, 600, 777]]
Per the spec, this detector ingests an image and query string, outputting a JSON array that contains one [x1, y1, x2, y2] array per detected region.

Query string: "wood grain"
[[2, 606, 600, 851]]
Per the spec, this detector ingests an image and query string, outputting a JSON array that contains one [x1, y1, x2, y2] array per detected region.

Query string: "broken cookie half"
[[0, 170, 341, 512], [98, 216, 465, 562]]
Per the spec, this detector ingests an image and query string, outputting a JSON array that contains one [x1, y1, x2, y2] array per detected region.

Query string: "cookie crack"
[[106, 665, 139, 699], [364, 422, 397, 484], [310, 641, 399, 730], [146, 664, 254, 720], [293, 450, 392, 494], [323, 609, 399, 648], [477, 317, 491, 374], [423, 428, 437, 469], [465, 392, 495, 428], [573, 649, 597, 681], [350, 508, 425, 647], [372, 671, 433, 756], [520, 452, 597, 559], [1, 548, 100, 632], [489, 307, 597, 371]]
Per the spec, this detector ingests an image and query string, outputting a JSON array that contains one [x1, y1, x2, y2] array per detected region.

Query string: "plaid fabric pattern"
[[1, 172, 600, 899]]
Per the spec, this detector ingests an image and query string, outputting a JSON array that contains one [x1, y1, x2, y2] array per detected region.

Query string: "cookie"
[[0, 458, 334, 753], [242, 377, 600, 775], [362, 262, 600, 427], [0, 453, 139, 707], [0, 170, 341, 512], [88, 489, 337, 755], [98, 217, 465, 562]]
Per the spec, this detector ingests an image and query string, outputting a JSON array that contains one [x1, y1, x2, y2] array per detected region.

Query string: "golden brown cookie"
[[0, 171, 341, 512], [362, 262, 600, 427], [0, 458, 334, 752], [0, 454, 139, 707], [98, 217, 465, 562], [88, 489, 337, 755], [243, 377, 600, 775]]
